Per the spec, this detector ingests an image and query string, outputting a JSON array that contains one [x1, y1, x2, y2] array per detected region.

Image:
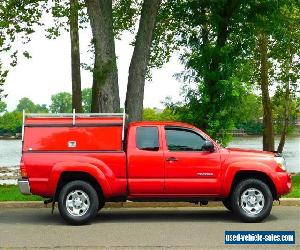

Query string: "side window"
[[136, 126, 159, 151], [165, 128, 206, 151]]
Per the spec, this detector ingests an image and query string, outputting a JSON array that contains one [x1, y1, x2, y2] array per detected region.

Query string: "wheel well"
[[55, 172, 104, 201], [230, 171, 277, 200]]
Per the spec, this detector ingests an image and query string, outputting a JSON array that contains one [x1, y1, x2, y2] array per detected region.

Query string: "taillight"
[[19, 158, 28, 178]]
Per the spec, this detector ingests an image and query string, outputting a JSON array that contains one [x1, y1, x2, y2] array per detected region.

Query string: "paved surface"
[[0, 206, 299, 249]]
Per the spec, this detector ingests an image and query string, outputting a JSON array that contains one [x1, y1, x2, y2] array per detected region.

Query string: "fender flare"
[[221, 161, 274, 197], [48, 161, 113, 198]]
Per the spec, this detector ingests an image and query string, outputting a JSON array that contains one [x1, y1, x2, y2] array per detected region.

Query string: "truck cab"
[[18, 112, 292, 225]]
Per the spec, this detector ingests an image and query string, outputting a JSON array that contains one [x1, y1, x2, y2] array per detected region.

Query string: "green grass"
[[0, 185, 42, 201], [284, 174, 300, 198], [0, 175, 299, 201]]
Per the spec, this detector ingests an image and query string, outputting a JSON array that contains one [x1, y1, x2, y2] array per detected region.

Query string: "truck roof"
[[129, 121, 199, 130]]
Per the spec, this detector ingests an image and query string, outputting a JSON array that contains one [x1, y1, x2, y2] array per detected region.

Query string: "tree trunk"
[[277, 60, 290, 153], [125, 0, 161, 122], [85, 0, 120, 113], [277, 84, 290, 153], [258, 32, 274, 151], [70, 0, 82, 112]]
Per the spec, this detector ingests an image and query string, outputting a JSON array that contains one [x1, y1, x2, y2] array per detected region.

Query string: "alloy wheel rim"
[[66, 190, 90, 217], [240, 188, 265, 215]]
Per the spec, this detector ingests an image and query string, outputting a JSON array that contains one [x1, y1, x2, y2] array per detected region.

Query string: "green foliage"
[[0, 100, 7, 113], [0, 63, 8, 100], [16, 97, 36, 113], [272, 89, 299, 134], [82, 88, 92, 113], [50, 92, 72, 113], [143, 108, 159, 121], [0, 0, 45, 95], [45, 0, 87, 39], [16, 97, 48, 113], [234, 94, 263, 135], [112, 0, 140, 37], [154, 0, 258, 145], [151, 0, 300, 145], [143, 107, 178, 121], [0, 111, 22, 135]]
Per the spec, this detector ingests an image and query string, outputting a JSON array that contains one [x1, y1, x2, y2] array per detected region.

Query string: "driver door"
[[163, 126, 221, 195]]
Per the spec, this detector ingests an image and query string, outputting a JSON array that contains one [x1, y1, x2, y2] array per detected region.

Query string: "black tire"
[[98, 201, 105, 211], [231, 178, 273, 223], [222, 199, 232, 211], [58, 180, 99, 225]]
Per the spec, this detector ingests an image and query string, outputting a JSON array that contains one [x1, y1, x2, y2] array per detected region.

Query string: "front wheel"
[[98, 201, 105, 211], [222, 199, 232, 211], [58, 180, 99, 225], [231, 179, 273, 223]]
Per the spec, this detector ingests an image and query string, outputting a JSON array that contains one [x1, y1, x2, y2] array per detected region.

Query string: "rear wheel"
[[231, 179, 273, 222], [58, 180, 99, 225]]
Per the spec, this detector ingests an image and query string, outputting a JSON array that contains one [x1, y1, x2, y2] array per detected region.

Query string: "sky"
[[3, 18, 184, 111]]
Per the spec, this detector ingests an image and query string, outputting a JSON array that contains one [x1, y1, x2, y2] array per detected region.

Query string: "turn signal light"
[[19, 158, 28, 178]]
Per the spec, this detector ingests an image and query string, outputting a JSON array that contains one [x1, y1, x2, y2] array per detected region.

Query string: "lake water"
[[0, 140, 22, 167], [0, 136, 299, 173]]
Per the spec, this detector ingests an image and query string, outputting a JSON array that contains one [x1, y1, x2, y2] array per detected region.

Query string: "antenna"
[[121, 107, 126, 141], [22, 110, 25, 141], [72, 109, 76, 125]]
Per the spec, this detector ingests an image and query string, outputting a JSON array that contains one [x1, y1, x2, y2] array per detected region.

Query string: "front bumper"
[[18, 179, 31, 195], [273, 172, 292, 197]]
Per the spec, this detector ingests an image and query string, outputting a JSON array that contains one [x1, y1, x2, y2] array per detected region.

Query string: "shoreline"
[[0, 166, 19, 185], [0, 136, 21, 140]]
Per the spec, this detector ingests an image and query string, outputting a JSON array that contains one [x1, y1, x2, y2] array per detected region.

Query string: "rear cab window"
[[136, 126, 159, 151]]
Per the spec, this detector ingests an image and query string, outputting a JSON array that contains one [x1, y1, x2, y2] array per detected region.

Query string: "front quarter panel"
[[220, 149, 278, 197], [221, 161, 275, 197]]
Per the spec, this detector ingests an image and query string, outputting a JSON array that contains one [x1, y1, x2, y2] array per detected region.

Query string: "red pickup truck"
[[18, 113, 292, 225]]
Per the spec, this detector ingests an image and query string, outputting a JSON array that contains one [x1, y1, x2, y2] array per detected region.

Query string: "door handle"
[[166, 157, 178, 162]]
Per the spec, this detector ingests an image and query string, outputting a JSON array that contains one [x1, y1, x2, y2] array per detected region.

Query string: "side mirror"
[[202, 141, 215, 152]]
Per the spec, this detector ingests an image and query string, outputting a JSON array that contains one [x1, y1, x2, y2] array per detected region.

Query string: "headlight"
[[275, 156, 286, 171]]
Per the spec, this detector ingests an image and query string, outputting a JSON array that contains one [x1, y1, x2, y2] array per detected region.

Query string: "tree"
[[0, 0, 44, 100], [233, 94, 263, 135], [15, 97, 48, 113], [271, 4, 300, 153], [125, 0, 161, 122], [85, 0, 120, 113], [35, 104, 49, 113], [154, 0, 299, 147], [0, 100, 7, 113], [143, 107, 178, 121], [50, 92, 72, 113], [82, 87, 92, 113], [248, 1, 300, 151], [70, 0, 82, 112], [0, 111, 22, 135], [160, 0, 252, 145], [16, 97, 38, 113], [46, 0, 85, 112], [258, 32, 274, 151], [0, 64, 8, 101]]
